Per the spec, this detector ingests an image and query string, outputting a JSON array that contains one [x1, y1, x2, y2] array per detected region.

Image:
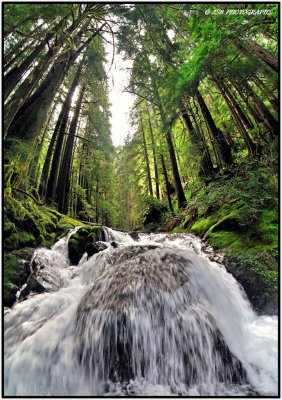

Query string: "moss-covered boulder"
[[173, 164, 278, 315], [224, 250, 278, 314], [3, 190, 85, 307], [68, 226, 105, 265]]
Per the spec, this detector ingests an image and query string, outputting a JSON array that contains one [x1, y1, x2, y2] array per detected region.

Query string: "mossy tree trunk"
[[140, 114, 153, 197]]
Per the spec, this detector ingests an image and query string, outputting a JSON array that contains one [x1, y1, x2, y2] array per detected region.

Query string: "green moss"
[[190, 214, 218, 237], [4, 221, 16, 235], [224, 251, 278, 313], [56, 215, 84, 238], [205, 212, 237, 237], [41, 232, 57, 248], [68, 225, 104, 265], [206, 231, 246, 251], [3, 253, 22, 306]]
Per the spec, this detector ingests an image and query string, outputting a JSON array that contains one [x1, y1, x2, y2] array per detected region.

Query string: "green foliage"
[[3, 254, 21, 305], [224, 250, 278, 312]]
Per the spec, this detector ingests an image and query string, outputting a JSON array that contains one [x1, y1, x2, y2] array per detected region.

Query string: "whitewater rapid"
[[4, 228, 278, 396]]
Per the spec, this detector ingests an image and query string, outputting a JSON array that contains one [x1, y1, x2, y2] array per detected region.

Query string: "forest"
[[3, 2, 279, 397], [4, 2, 278, 327]]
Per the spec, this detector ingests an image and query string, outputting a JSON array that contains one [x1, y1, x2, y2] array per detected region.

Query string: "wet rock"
[[143, 203, 168, 230], [75, 246, 249, 388], [224, 252, 278, 315], [111, 241, 119, 248], [86, 241, 107, 257], [68, 235, 85, 265], [19, 276, 46, 300], [68, 227, 105, 265], [129, 231, 139, 241], [17, 261, 31, 286], [4, 284, 18, 308]]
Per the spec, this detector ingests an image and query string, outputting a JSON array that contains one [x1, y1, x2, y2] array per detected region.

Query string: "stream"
[[4, 227, 278, 396]]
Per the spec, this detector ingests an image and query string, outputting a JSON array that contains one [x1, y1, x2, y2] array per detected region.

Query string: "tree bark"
[[4, 39, 36, 73], [44, 61, 83, 201], [181, 103, 214, 177], [237, 40, 278, 73], [214, 79, 257, 156], [140, 112, 153, 197], [160, 155, 174, 213], [3, 15, 90, 136], [151, 80, 186, 208], [196, 89, 233, 168], [57, 85, 85, 214], [4, 37, 49, 99], [146, 102, 160, 199], [231, 81, 264, 125], [6, 22, 105, 150], [29, 99, 59, 189], [253, 75, 279, 113], [244, 82, 278, 138]]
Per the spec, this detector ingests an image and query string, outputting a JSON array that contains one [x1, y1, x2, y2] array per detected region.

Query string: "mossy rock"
[[68, 235, 85, 265], [224, 251, 278, 314], [205, 212, 239, 236], [3, 252, 23, 307], [56, 215, 84, 239], [4, 220, 16, 236], [180, 214, 192, 229], [190, 214, 218, 237], [4, 230, 37, 251], [85, 241, 108, 257], [41, 232, 57, 249], [68, 226, 104, 265]]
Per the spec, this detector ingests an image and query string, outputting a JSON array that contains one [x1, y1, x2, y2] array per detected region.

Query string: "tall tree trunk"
[[29, 99, 59, 188], [4, 38, 48, 99], [140, 114, 153, 197], [57, 85, 85, 214], [152, 82, 186, 208], [160, 155, 174, 213], [3, 16, 91, 137], [96, 179, 99, 223], [4, 39, 36, 73], [5, 50, 70, 148], [214, 79, 257, 156], [4, 19, 47, 69], [146, 102, 160, 199], [237, 40, 278, 73], [5, 22, 105, 152], [181, 103, 214, 177], [45, 62, 83, 201], [231, 81, 264, 125], [196, 89, 233, 168], [3, 14, 69, 100], [253, 75, 279, 113], [244, 82, 278, 138], [217, 80, 253, 130]]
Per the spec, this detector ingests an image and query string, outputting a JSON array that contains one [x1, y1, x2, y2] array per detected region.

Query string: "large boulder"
[[68, 226, 105, 265], [74, 246, 249, 390], [224, 250, 278, 315], [85, 241, 108, 257]]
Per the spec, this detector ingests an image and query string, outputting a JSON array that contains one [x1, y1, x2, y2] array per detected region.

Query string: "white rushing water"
[[4, 228, 278, 396]]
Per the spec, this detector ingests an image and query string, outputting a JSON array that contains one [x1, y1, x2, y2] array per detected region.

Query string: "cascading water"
[[4, 227, 278, 396]]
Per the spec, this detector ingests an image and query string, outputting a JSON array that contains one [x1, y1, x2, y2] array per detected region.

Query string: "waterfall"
[[4, 227, 278, 396]]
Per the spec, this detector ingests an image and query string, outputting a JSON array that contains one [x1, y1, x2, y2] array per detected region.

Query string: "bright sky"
[[105, 44, 135, 147]]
